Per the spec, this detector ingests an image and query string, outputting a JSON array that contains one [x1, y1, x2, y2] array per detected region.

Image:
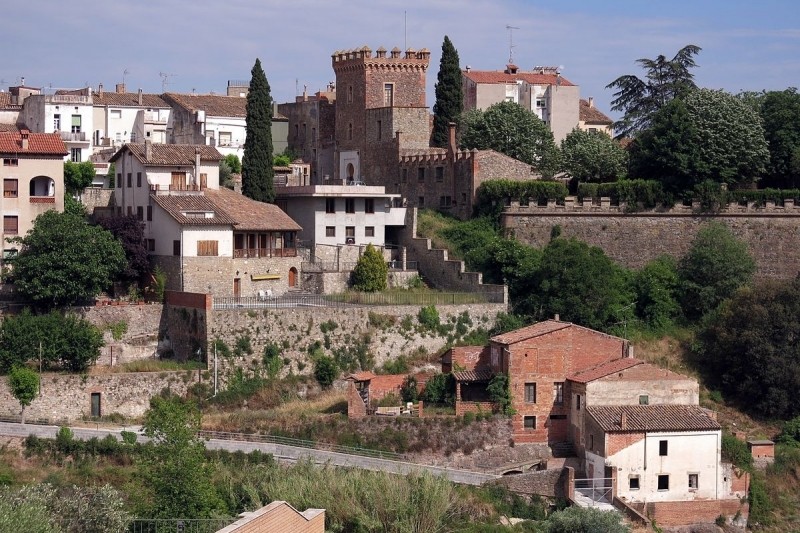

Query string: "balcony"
[[143, 112, 167, 124], [233, 247, 297, 259], [149, 184, 204, 194], [30, 197, 55, 204], [59, 131, 89, 143]]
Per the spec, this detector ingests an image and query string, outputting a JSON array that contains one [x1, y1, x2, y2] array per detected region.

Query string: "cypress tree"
[[432, 36, 464, 148], [242, 58, 275, 202]]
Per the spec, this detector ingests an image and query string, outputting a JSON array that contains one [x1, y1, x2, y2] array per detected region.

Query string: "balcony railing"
[[149, 184, 203, 193], [233, 247, 297, 258], [142, 112, 167, 124], [59, 131, 88, 142], [30, 197, 55, 204]]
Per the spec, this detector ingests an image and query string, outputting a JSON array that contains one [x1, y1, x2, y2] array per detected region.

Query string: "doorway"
[[233, 278, 241, 298], [90, 393, 101, 418], [289, 267, 298, 288]]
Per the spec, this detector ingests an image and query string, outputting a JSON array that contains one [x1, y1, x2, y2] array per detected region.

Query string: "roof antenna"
[[404, 11, 407, 51], [159, 72, 176, 92], [506, 24, 520, 64]]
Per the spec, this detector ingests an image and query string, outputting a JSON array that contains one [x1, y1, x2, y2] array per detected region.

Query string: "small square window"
[[346, 198, 355, 213], [658, 475, 669, 491], [688, 474, 698, 490], [417, 167, 425, 182], [365, 226, 375, 237], [629, 476, 640, 490], [659, 440, 668, 456], [346, 226, 355, 238], [639, 395, 649, 405], [523, 416, 536, 430], [524, 383, 536, 403], [365, 198, 374, 213], [326, 226, 335, 237], [326, 198, 336, 214]]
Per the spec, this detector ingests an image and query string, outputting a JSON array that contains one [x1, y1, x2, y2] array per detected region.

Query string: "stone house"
[[109, 142, 302, 297], [578, 97, 613, 136], [0, 130, 67, 258], [277, 87, 337, 183]]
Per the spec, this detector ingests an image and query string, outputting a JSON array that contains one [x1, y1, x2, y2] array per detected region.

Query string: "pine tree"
[[242, 58, 275, 202], [432, 36, 463, 148]]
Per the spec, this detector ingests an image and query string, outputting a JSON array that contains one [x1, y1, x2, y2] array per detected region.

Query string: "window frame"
[[659, 440, 668, 456], [345, 198, 355, 213], [553, 382, 564, 404], [629, 476, 640, 491], [325, 198, 336, 214], [3, 178, 18, 198], [326, 226, 335, 237], [688, 473, 699, 491], [365, 226, 375, 237], [657, 474, 669, 491], [524, 382, 537, 403], [523, 416, 536, 430], [364, 198, 375, 214]]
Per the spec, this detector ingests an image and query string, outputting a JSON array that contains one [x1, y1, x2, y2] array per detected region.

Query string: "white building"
[[90, 84, 171, 150], [19, 92, 93, 163]]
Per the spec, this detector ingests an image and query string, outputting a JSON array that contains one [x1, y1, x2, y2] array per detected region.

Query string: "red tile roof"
[[463, 69, 575, 87], [0, 132, 67, 155], [588, 405, 720, 433], [152, 194, 238, 227], [93, 92, 170, 108], [349, 371, 376, 382], [110, 143, 223, 165], [453, 368, 494, 382], [579, 99, 613, 125], [163, 92, 247, 118], [490, 320, 570, 345], [568, 358, 643, 384], [204, 188, 302, 232]]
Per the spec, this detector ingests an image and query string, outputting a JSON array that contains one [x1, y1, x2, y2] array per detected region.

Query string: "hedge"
[[474, 179, 568, 217]]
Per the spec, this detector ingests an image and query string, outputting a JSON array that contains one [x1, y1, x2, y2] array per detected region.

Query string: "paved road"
[[0, 422, 498, 486]]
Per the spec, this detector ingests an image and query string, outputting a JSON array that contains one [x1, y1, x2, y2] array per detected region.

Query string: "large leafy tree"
[[95, 215, 150, 284], [140, 394, 224, 519], [560, 129, 628, 182], [678, 222, 756, 319], [460, 101, 560, 176], [760, 88, 800, 187], [432, 36, 463, 148], [607, 44, 701, 138], [8, 366, 38, 423], [63, 161, 96, 195], [242, 58, 275, 203], [10, 211, 125, 308], [633, 255, 681, 330]]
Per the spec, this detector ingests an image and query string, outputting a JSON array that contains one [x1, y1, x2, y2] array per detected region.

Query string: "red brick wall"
[[455, 401, 495, 416], [347, 382, 367, 419], [645, 499, 747, 527], [606, 431, 645, 456]]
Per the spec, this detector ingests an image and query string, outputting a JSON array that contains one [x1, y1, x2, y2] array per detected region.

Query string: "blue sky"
[[2, 0, 798, 119]]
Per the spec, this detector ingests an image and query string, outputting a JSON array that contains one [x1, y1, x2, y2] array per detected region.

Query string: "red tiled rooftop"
[[0, 132, 67, 155], [588, 405, 720, 433], [204, 188, 302, 232], [163, 92, 247, 118], [453, 368, 493, 382], [579, 99, 613, 125], [151, 194, 238, 227], [110, 143, 223, 166], [490, 320, 570, 345], [463, 69, 575, 87], [568, 358, 643, 384]]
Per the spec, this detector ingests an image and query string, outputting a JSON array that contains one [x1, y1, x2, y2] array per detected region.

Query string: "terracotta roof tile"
[[0, 123, 20, 133], [0, 132, 67, 155], [348, 371, 376, 381], [490, 320, 570, 345], [203, 187, 302, 232], [568, 358, 643, 384], [580, 99, 613, 125], [110, 143, 223, 165], [151, 194, 237, 226], [453, 368, 493, 382], [93, 92, 170, 108], [592, 362, 695, 383], [163, 92, 247, 118], [463, 70, 575, 87], [587, 405, 720, 433]]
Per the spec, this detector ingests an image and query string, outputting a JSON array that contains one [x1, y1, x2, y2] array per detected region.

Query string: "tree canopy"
[[10, 211, 125, 308], [607, 44, 701, 138], [8, 366, 38, 423], [351, 243, 388, 292], [560, 128, 628, 182], [63, 161, 96, 195], [460, 101, 560, 176], [432, 35, 463, 148], [242, 58, 275, 203], [760, 88, 800, 188], [95, 215, 150, 285]]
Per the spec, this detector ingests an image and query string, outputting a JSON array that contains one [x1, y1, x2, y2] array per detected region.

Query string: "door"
[[233, 278, 241, 298], [289, 267, 298, 288], [171, 172, 186, 190], [90, 393, 101, 418]]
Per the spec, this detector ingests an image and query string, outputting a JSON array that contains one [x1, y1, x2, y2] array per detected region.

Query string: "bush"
[[474, 179, 568, 219], [417, 305, 440, 330], [422, 373, 454, 405], [487, 373, 513, 415], [314, 355, 338, 388], [577, 179, 670, 209], [400, 375, 418, 403], [721, 434, 753, 471], [351, 244, 388, 292], [262, 343, 283, 379]]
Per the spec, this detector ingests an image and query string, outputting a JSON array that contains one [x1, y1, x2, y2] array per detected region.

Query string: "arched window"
[[29, 176, 55, 197], [346, 163, 355, 181]]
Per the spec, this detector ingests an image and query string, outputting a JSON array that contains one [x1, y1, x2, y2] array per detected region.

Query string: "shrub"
[[487, 373, 514, 415], [400, 375, 418, 403], [314, 355, 338, 388], [233, 335, 253, 358], [262, 343, 283, 379], [422, 373, 454, 405], [417, 305, 440, 330], [721, 434, 753, 471], [351, 244, 388, 292]]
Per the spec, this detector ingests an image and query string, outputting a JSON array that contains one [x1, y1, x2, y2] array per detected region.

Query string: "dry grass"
[[89, 359, 205, 374]]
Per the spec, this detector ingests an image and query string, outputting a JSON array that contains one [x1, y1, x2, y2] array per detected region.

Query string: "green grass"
[[115, 359, 206, 373]]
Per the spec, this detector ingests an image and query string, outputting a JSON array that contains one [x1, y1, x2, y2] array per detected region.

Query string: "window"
[[71, 114, 82, 133], [53, 114, 61, 130], [588, 127, 598, 132], [173, 240, 181, 256], [326, 226, 335, 237], [136, 206, 143, 221], [348, 123, 353, 140], [418, 196, 425, 207], [629, 476, 640, 490], [346, 226, 355, 238], [657, 475, 669, 491], [576, 394, 582, 410], [553, 382, 564, 404], [219, 131, 231, 146], [146, 239, 155, 252], [523, 416, 536, 430], [3, 179, 18, 198], [639, 395, 649, 405], [435, 166, 444, 182], [3, 216, 18, 235], [147, 205, 152, 221], [401, 168, 407, 183], [345, 198, 355, 213], [3, 158, 18, 167], [90, 392, 101, 418], [127, 173, 132, 188], [536, 98, 546, 109], [110, 109, 122, 119], [524, 383, 537, 403], [116, 173, 122, 188], [127, 206, 133, 216], [70, 148, 81, 162], [136, 172, 142, 187], [294, 124, 299, 137], [197, 240, 218, 256], [365, 198, 374, 213], [549, 414, 567, 420], [589, 434, 594, 450], [439, 196, 452, 208], [384, 83, 394, 106], [347, 85, 353, 103], [312, 127, 316, 146], [688, 474, 699, 490], [659, 440, 668, 456], [325, 198, 336, 213], [365, 226, 375, 237], [417, 167, 425, 182]]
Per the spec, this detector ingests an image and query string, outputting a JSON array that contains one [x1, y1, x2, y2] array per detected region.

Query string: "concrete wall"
[[503, 199, 800, 279], [585, 377, 698, 408]]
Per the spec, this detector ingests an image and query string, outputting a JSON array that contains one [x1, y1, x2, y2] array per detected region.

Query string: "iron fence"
[[129, 518, 234, 533], [301, 260, 419, 272], [573, 477, 614, 505], [211, 291, 503, 310]]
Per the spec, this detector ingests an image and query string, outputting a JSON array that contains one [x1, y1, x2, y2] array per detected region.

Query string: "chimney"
[[448, 122, 457, 159], [195, 147, 201, 177], [20, 129, 29, 150], [21, 77, 25, 86], [620, 411, 627, 430], [554, 313, 560, 321], [98, 83, 104, 96], [145, 139, 153, 161], [116, 83, 125, 94], [302, 85, 308, 102], [138, 88, 143, 105], [588, 96, 594, 108]]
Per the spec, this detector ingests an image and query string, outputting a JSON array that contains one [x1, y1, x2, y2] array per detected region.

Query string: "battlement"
[[332, 45, 430, 71], [399, 148, 479, 165]]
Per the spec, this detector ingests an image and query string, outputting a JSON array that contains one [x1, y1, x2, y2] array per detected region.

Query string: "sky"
[[2, 0, 798, 120]]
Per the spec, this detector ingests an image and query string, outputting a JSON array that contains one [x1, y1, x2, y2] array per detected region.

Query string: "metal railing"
[[233, 247, 297, 258], [60, 131, 88, 142], [129, 518, 234, 533], [211, 291, 502, 309], [198, 429, 406, 461], [301, 260, 418, 272], [574, 477, 614, 505]]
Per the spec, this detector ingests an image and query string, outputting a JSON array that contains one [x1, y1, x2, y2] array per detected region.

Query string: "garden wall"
[[77, 303, 165, 366]]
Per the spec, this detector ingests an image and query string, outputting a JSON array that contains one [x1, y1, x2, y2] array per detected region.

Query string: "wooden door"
[[289, 267, 297, 287], [233, 278, 241, 298], [91, 393, 101, 418], [171, 172, 185, 190]]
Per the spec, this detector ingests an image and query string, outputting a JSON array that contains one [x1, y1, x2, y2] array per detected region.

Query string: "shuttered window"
[[3, 216, 18, 234], [197, 240, 218, 256], [3, 179, 18, 198]]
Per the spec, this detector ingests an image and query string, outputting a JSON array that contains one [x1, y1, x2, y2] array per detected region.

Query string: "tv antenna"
[[122, 68, 129, 85], [159, 71, 176, 92], [506, 24, 520, 64]]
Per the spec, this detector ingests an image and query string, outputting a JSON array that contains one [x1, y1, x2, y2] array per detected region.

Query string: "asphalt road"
[[0, 422, 498, 486]]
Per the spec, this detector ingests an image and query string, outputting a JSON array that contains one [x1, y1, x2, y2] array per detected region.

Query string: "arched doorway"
[[289, 267, 298, 288]]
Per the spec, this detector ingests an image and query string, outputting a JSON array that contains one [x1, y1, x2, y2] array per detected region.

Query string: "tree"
[[560, 128, 628, 182], [223, 153, 241, 174], [607, 44, 701, 138], [95, 215, 150, 285], [678, 222, 756, 319], [63, 161, 96, 195], [633, 256, 681, 330], [241, 58, 275, 203], [351, 243, 388, 292], [140, 394, 224, 519], [432, 36, 463, 148], [695, 279, 800, 419], [10, 211, 125, 308], [760, 88, 800, 187], [8, 366, 38, 423], [314, 355, 337, 389], [460, 101, 560, 176], [541, 506, 629, 533]]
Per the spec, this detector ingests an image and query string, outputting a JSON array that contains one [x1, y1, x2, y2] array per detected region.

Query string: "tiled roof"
[[93, 92, 170, 108], [580, 99, 613, 125], [441, 346, 486, 363], [0, 132, 67, 155], [151, 194, 237, 226], [348, 371, 376, 381], [463, 69, 575, 87], [0, 123, 20, 133], [204, 187, 302, 232], [587, 405, 721, 433], [568, 358, 643, 384], [453, 368, 493, 382], [592, 362, 695, 383], [163, 92, 247, 118], [490, 320, 570, 345], [110, 143, 223, 165]]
